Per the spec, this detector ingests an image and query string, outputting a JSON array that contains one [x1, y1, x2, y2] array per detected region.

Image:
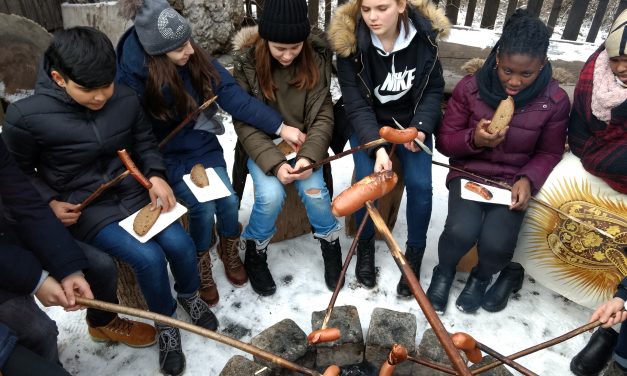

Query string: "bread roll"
[[487, 96, 514, 134], [133, 204, 162, 236], [190, 163, 209, 188]]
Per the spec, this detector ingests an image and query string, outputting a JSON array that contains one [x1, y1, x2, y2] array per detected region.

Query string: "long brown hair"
[[254, 38, 320, 102], [356, 0, 410, 38], [145, 40, 220, 121]]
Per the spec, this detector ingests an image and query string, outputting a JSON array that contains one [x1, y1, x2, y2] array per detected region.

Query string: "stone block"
[[470, 355, 515, 376], [365, 308, 417, 376], [219, 355, 269, 376], [250, 319, 314, 375], [311, 305, 364, 368]]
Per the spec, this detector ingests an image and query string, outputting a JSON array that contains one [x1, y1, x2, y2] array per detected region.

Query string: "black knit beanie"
[[259, 0, 310, 44]]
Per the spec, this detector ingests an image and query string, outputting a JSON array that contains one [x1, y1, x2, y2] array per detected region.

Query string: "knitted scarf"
[[591, 49, 627, 122], [475, 44, 552, 109]]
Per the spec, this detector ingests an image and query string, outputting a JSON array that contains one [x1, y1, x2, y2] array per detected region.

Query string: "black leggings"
[[2, 344, 70, 376], [437, 178, 526, 279]]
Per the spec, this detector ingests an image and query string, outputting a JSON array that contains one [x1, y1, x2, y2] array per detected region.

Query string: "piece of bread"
[[190, 163, 209, 188], [487, 96, 514, 134], [133, 204, 162, 236], [276, 140, 295, 156]]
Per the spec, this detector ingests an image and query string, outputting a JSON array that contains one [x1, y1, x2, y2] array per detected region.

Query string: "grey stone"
[[365, 308, 417, 376], [250, 319, 314, 376], [413, 328, 462, 376], [219, 355, 271, 376], [311, 305, 364, 368]]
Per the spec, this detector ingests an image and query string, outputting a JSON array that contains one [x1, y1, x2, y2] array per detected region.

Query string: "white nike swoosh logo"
[[374, 85, 412, 104]]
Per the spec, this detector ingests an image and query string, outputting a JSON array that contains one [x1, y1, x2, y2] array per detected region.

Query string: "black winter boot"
[[155, 323, 185, 376], [243, 239, 276, 296], [355, 237, 376, 288], [426, 265, 456, 314], [570, 327, 618, 376], [481, 262, 525, 312], [177, 292, 218, 331], [456, 268, 491, 313], [319, 238, 343, 291], [396, 246, 425, 297]]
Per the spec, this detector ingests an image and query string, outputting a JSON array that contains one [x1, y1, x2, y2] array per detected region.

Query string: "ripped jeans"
[[242, 158, 341, 248]]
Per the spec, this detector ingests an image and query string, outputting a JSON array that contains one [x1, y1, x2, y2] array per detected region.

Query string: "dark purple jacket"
[[436, 75, 570, 194]]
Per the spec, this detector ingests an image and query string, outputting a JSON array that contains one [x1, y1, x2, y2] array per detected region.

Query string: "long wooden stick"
[[291, 138, 387, 174], [474, 341, 538, 376], [158, 96, 219, 149], [431, 160, 615, 239], [471, 320, 602, 375], [75, 297, 329, 376], [364, 201, 472, 376]]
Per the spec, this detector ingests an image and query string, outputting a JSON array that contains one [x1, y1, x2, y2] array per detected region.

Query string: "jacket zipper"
[[413, 35, 439, 115], [356, 53, 371, 100]]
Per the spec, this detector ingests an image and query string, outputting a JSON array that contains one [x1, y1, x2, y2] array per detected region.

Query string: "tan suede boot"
[[196, 250, 219, 306], [217, 235, 248, 287]]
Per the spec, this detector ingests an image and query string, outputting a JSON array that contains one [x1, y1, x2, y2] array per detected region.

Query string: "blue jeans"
[[350, 135, 433, 249], [91, 221, 198, 316], [242, 158, 341, 247], [172, 166, 240, 252]]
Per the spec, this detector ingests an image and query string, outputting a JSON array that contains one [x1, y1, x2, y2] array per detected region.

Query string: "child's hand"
[[49, 200, 81, 226], [148, 176, 176, 212], [590, 297, 627, 328], [473, 119, 508, 148], [280, 124, 306, 151], [61, 274, 93, 311], [276, 163, 295, 185], [374, 148, 392, 172], [35, 276, 69, 307], [403, 131, 425, 153], [510, 177, 531, 211], [292, 158, 313, 181]]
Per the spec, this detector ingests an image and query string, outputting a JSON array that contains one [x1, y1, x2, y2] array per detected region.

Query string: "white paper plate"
[[460, 178, 510, 206], [273, 138, 297, 160], [119, 201, 188, 243], [182, 167, 232, 203]]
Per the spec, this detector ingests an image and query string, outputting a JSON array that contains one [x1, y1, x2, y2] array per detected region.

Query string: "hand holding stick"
[[292, 126, 417, 174], [72, 150, 152, 212], [74, 297, 340, 376]]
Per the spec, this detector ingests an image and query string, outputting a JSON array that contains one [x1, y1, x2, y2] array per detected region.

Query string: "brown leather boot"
[[88, 316, 156, 348], [196, 250, 219, 307], [217, 235, 248, 287]]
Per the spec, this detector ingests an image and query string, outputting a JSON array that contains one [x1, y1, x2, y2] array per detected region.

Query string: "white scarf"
[[591, 50, 627, 121]]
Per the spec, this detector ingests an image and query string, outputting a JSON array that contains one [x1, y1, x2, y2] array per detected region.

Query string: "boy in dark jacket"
[[0, 138, 155, 374], [2, 27, 216, 375]]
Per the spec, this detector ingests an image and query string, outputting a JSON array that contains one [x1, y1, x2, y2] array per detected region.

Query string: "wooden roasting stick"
[[292, 127, 418, 175], [471, 320, 605, 375], [308, 145, 398, 345], [431, 160, 615, 240], [74, 297, 340, 376], [158, 95, 219, 149], [72, 149, 152, 212], [330, 170, 471, 376]]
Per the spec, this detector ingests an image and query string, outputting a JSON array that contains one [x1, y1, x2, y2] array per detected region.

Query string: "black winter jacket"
[[0, 140, 88, 304], [2, 58, 166, 241]]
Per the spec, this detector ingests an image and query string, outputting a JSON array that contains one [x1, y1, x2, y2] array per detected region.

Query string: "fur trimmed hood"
[[117, 0, 144, 19], [328, 0, 450, 58], [461, 58, 574, 84], [232, 25, 261, 52]]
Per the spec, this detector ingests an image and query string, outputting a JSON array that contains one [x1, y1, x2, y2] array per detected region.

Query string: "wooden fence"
[[0, 0, 64, 31], [245, 0, 627, 42]]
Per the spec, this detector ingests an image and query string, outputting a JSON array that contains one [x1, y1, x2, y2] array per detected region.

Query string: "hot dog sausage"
[[307, 328, 341, 344], [332, 170, 398, 217], [451, 332, 483, 363], [379, 126, 419, 144], [378, 361, 396, 376], [388, 344, 408, 364], [322, 365, 341, 376], [118, 149, 153, 189], [464, 181, 493, 200]]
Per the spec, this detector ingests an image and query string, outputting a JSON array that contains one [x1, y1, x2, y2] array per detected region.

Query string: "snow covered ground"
[[42, 113, 595, 375]]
